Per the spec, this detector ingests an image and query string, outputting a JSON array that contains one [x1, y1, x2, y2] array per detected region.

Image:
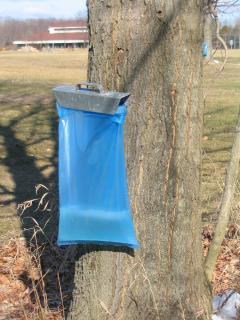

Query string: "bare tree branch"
[[205, 110, 240, 283], [204, 0, 230, 73], [215, 16, 228, 73]]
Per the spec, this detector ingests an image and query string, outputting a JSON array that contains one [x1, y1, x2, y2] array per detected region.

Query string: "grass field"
[[202, 51, 240, 222], [0, 49, 240, 240]]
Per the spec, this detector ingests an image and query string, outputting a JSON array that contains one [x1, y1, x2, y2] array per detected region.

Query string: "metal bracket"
[[53, 83, 130, 115], [76, 82, 103, 93]]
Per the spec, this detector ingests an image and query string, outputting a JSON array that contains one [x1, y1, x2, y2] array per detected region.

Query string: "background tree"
[[203, 0, 240, 286], [204, 0, 240, 64], [67, 1, 212, 319]]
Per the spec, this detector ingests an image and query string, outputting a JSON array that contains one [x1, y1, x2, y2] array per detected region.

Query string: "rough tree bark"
[[67, 1, 212, 319]]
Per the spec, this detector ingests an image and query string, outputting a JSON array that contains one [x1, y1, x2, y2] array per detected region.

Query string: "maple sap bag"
[[57, 103, 139, 249]]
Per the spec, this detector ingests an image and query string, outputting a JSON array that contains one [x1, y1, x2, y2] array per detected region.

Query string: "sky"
[[0, 0, 87, 20], [0, 0, 239, 23]]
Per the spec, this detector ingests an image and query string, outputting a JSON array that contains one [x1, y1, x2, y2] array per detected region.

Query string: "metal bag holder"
[[53, 82, 130, 115]]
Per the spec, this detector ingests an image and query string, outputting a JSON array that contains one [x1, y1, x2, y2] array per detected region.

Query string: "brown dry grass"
[[0, 235, 62, 320], [203, 224, 240, 295], [0, 185, 74, 320]]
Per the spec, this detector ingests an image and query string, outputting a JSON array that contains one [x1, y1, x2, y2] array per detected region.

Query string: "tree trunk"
[[67, 1, 212, 319]]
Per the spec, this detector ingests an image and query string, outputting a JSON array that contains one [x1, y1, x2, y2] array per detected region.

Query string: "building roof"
[[49, 21, 87, 28], [18, 31, 89, 42]]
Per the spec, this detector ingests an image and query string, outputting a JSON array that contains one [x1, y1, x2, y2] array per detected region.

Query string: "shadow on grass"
[[204, 146, 231, 154], [204, 106, 229, 117], [0, 104, 53, 206]]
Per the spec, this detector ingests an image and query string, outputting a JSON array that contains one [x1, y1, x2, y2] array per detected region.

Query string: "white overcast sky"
[[0, 0, 87, 20], [0, 0, 239, 23]]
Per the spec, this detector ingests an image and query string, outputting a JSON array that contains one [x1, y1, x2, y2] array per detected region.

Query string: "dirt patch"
[[203, 225, 240, 295], [0, 237, 62, 320]]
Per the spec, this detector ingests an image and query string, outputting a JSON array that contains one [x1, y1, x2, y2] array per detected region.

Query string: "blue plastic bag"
[[57, 103, 139, 249], [202, 42, 209, 57]]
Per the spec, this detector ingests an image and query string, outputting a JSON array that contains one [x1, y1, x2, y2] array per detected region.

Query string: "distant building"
[[213, 35, 240, 50], [13, 22, 89, 49], [222, 35, 240, 49]]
